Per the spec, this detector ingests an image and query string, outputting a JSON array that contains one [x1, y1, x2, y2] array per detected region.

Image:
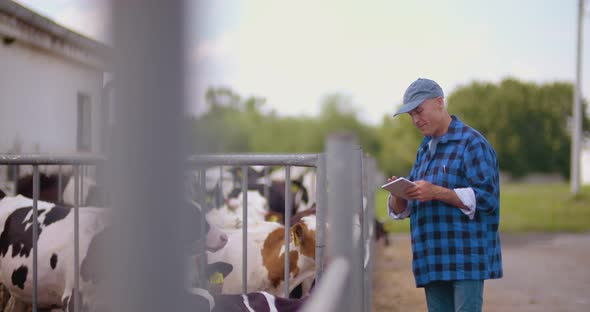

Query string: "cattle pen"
[[0, 138, 379, 312]]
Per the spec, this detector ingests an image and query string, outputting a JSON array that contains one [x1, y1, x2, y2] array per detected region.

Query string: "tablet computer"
[[381, 177, 416, 200]]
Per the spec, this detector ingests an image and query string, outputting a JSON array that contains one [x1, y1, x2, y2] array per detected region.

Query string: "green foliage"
[[190, 88, 381, 156], [376, 115, 422, 177], [375, 183, 590, 233], [191, 80, 589, 180], [447, 78, 590, 178]]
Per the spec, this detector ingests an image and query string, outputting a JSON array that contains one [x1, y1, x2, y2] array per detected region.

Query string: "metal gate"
[[0, 138, 377, 312]]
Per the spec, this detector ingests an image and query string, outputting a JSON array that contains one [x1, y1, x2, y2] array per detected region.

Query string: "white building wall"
[[0, 39, 104, 153]]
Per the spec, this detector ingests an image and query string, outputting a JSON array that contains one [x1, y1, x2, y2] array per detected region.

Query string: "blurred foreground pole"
[[571, 0, 584, 195], [107, 1, 191, 311], [326, 133, 361, 312]]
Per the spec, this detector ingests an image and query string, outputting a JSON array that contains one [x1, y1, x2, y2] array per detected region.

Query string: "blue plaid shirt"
[[406, 116, 502, 287]]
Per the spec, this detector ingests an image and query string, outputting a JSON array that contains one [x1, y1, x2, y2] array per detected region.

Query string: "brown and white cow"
[[206, 215, 316, 297]]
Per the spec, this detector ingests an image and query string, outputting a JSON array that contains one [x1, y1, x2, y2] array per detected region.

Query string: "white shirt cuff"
[[387, 194, 410, 220], [454, 187, 476, 220]]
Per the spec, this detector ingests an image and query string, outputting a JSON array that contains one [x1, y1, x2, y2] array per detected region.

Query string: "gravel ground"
[[372, 232, 590, 312]]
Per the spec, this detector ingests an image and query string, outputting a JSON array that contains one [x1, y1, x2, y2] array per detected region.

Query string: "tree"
[[447, 78, 590, 178], [376, 114, 422, 177]]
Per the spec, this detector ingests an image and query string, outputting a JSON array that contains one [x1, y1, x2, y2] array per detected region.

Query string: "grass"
[[374, 183, 590, 233]]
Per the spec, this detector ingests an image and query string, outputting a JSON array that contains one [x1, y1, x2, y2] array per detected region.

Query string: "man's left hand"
[[405, 180, 442, 202]]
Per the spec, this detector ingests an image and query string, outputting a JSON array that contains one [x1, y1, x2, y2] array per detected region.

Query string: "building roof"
[[0, 1, 111, 70]]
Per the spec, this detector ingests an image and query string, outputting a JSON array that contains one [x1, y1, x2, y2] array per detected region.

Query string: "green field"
[[375, 183, 590, 233]]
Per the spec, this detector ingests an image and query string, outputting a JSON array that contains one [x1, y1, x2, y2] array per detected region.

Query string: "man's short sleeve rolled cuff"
[[454, 187, 476, 220], [387, 194, 410, 220]]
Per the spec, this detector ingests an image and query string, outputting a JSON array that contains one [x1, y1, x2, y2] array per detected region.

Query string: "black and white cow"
[[189, 288, 308, 312], [188, 261, 309, 312], [0, 189, 228, 311]]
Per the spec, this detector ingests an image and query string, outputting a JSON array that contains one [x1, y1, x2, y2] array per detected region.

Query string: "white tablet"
[[381, 177, 416, 200]]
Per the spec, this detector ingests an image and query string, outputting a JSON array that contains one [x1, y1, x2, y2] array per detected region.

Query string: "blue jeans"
[[424, 280, 484, 312]]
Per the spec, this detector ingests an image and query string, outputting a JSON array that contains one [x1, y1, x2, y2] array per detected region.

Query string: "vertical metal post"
[[326, 133, 357, 312], [57, 165, 63, 204], [571, 0, 584, 195], [74, 165, 80, 312], [264, 166, 270, 203], [108, 0, 188, 310], [364, 156, 376, 312], [361, 156, 368, 312], [217, 166, 223, 208], [351, 146, 363, 312], [32, 165, 39, 312], [242, 165, 248, 293], [14, 165, 20, 195], [80, 166, 85, 206], [357, 149, 365, 312], [198, 168, 207, 286], [284, 165, 292, 297], [315, 154, 327, 282]]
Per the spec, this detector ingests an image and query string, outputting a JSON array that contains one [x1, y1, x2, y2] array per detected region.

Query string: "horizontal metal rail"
[[0, 154, 319, 167], [187, 154, 319, 167], [0, 154, 105, 165]]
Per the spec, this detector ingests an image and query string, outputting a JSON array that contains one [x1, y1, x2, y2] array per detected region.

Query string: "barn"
[[0, 1, 109, 191]]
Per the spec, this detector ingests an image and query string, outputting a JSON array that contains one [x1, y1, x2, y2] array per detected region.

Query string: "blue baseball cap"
[[394, 78, 444, 117]]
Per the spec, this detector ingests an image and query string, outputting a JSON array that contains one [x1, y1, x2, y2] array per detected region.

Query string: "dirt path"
[[372, 232, 590, 312]]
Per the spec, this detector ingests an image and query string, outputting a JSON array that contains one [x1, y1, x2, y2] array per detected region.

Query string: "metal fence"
[[0, 139, 377, 311], [0, 154, 103, 312]]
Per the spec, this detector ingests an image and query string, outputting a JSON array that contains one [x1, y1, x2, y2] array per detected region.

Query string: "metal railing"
[[0, 145, 377, 312], [0, 154, 103, 312], [188, 153, 325, 297]]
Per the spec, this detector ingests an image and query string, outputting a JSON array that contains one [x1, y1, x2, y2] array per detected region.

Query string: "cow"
[[193, 165, 314, 223], [205, 190, 273, 230], [0, 189, 228, 311], [61, 176, 106, 208], [14, 173, 70, 204], [206, 215, 317, 298], [188, 258, 309, 312], [188, 287, 308, 312], [259, 167, 313, 217], [187, 166, 267, 210], [0, 191, 109, 311], [374, 219, 390, 246]]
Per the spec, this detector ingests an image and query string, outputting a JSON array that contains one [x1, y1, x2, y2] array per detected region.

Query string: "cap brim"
[[393, 98, 424, 117]]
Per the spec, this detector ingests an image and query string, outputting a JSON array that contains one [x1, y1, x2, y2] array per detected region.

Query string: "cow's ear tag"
[[292, 230, 301, 247], [291, 185, 299, 193], [268, 215, 279, 222], [209, 272, 224, 285]]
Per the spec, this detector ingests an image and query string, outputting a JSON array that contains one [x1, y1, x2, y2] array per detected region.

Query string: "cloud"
[[192, 30, 239, 65]]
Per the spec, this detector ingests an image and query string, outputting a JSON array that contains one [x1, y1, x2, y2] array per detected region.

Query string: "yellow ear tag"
[[268, 215, 279, 222], [292, 230, 301, 247], [209, 272, 224, 285], [291, 185, 299, 193]]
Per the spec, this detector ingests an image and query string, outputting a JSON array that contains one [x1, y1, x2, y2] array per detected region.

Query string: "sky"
[[15, 0, 590, 125]]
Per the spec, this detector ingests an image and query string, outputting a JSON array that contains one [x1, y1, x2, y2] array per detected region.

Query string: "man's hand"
[[386, 175, 398, 183], [387, 176, 408, 214], [405, 180, 443, 202]]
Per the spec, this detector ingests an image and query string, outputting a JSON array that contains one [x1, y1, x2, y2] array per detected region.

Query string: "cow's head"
[[291, 216, 316, 260], [261, 216, 317, 296], [188, 200, 228, 253]]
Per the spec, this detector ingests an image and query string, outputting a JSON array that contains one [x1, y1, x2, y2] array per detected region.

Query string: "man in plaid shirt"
[[387, 78, 502, 312]]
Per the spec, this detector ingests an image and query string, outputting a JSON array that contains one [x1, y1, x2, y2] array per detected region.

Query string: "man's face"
[[408, 97, 444, 136]]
